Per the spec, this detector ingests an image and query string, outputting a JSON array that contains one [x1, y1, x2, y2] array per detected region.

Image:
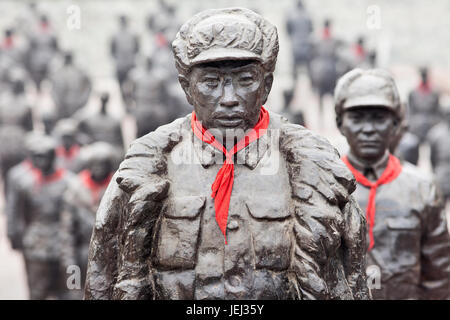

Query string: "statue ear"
[[262, 73, 273, 104], [178, 75, 193, 105]]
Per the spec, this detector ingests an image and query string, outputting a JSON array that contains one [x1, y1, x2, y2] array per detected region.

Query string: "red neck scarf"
[[322, 27, 330, 39], [354, 44, 365, 58], [342, 154, 402, 250], [80, 169, 112, 205], [418, 81, 431, 93], [3, 37, 13, 49], [31, 167, 65, 186], [156, 33, 168, 48], [56, 145, 80, 160], [191, 107, 270, 244]]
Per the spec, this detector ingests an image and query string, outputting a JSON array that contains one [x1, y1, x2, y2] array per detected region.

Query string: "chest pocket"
[[246, 196, 291, 271], [386, 216, 421, 266], [155, 196, 205, 269]]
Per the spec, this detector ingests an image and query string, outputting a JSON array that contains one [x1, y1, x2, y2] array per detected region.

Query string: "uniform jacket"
[[84, 112, 369, 300], [351, 160, 450, 299]]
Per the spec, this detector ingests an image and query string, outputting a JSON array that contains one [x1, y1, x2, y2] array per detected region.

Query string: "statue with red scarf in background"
[[335, 68, 450, 299], [60, 142, 118, 299], [6, 134, 74, 300], [85, 8, 369, 300]]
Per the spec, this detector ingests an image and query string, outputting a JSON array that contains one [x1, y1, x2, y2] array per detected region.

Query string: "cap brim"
[[343, 95, 394, 110], [191, 48, 262, 66]]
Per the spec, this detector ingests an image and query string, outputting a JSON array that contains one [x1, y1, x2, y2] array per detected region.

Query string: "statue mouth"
[[215, 117, 243, 127]]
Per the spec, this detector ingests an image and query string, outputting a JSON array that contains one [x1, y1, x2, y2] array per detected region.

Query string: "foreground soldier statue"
[[85, 8, 369, 300], [335, 68, 450, 299]]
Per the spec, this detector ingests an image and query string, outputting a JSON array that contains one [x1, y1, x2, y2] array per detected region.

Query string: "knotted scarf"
[[191, 106, 270, 244], [342, 154, 402, 250]]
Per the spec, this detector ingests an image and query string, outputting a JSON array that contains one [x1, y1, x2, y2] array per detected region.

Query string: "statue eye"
[[203, 78, 219, 88], [238, 76, 253, 85]]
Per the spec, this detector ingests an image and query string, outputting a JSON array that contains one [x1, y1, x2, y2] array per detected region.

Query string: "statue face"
[[339, 107, 398, 162], [31, 150, 55, 175], [90, 159, 112, 183], [62, 134, 76, 150], [183, 60, 272, 138]]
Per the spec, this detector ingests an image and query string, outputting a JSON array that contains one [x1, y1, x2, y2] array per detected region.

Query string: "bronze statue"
[[285, 0, 313, 85], [50, 52, 92, 120], [6, 134, 74, 299], [61, 142, 117, 299], [0, 69, 33, 188], [25, 14, 58, 92], [85, 8, 369, 300], [110, 15, 140, 107], [77, 92, 124, 151], [309, 18, 341, 115], [335, 68, 450, 299], [407, 67, 441, 143]]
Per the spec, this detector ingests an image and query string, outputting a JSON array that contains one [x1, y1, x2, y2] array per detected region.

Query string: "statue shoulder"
[[279, 122, 356, 204], [115, 115, 187, 198], [278, 122, 368, 299]]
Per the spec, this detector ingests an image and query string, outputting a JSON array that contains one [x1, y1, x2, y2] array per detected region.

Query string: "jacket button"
[[228, 219, 239, 230]]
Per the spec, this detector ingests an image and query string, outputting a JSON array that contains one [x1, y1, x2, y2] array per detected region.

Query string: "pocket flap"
[[245, 196, 290, 220], [386, 217, 420, 230], [166, 196, 206, 219]]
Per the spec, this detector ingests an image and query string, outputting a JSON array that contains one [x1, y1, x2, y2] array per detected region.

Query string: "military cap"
[[79, 141, 119, 167], [172, 7, 279, 76], [334, 68, 402, 119], [53, 118, 78, 137], [25, 133, 57, 155]]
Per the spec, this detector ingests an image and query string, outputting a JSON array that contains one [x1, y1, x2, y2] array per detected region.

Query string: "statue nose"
[[220, 82, 239, 108]]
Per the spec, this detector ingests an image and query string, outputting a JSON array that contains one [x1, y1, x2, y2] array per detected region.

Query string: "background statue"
[[335, 68, 450, 299]]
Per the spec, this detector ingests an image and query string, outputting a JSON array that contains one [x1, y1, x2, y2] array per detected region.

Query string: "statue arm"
[[84, 174, 126, 299], [341, 196, 370, 300], [420, 183, 450, 299], [281, 123, 369, 299]]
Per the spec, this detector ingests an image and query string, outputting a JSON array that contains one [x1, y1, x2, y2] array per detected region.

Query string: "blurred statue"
[[6, 135, 74, 300], [25, 14, 59, 92], [0, 69, 33, 188], [1, 28, 26, 70], [77, 92, 124, 151], [61, 142, 118, 299], [41, 110, 57, 135], [335, 68, 450, 299], [110, 15, 140, 107], [0, 69, 33, 131], [427, 109, 450, 202], [50, 52, 92, 120], [281, 88, 305, 127], [285, 0, 313, 85], [310, 19, 341, 115], [127, 57, 175, 138], [85, 8, 369, 300], [407, 67, 441, 143], [146, 0, 180, 46], [53, 118, 83, 173], [390, 102, 420, 166]]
